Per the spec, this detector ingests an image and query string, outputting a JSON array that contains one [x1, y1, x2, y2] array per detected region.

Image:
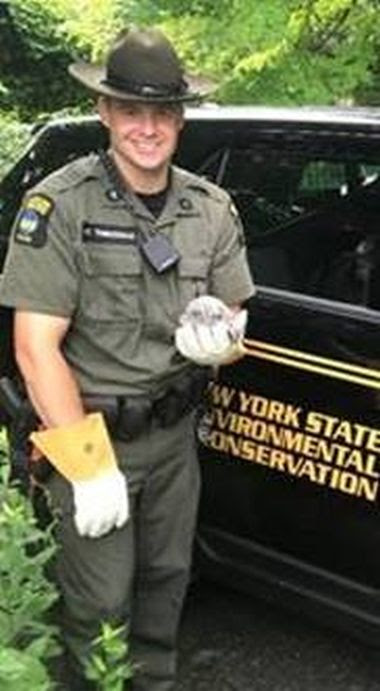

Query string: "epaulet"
[[173, 166, 230, 204], [28, 153, 99, 199]]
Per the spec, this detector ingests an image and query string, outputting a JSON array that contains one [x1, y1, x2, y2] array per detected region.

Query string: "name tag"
[[82, 223, 137, 245]]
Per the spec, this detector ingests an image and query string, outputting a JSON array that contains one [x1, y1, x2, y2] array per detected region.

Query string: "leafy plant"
[[0, 466, 60, 690], [0, 113, 32, 179], [2, 0, 380, 117], [0, 646, 51, 691], [0, 445, 135, 690], [0, 0, 87, 118], [85, 622, 136, 691], [0, 427, 8, 459]]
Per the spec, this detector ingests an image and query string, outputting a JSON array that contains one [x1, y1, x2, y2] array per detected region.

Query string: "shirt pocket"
[[177, 257, 209, 312], [80, 247, 142, 323]]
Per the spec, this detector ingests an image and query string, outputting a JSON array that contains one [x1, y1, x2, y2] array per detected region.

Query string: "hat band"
[[102, 74, 189, 98]]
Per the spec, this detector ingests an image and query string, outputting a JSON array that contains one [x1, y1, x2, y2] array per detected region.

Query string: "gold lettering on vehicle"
[[198, 383, 380, 503]]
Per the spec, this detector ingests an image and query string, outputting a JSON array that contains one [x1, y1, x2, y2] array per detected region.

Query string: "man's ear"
[[97, 96, 110, 128], [177, 105, 185, 131], [178, 114, 185, 132]]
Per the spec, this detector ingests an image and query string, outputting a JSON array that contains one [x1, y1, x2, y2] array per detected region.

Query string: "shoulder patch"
[[14, 194, 54, 248]]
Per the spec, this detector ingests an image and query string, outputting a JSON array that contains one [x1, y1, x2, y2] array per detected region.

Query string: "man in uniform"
[[0, 27, 254, 690]]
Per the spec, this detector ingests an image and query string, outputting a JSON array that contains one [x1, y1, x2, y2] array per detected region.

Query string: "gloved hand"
[[175, 295, 248, 366], [30, 413, 129, 539], [72, 468, 128, 539]]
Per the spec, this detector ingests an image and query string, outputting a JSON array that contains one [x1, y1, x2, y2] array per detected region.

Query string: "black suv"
[[1, 105, 380, 643]]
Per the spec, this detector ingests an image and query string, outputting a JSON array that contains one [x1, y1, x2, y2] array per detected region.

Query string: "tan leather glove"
[[30, 413, 129, 539], [175, 295, 248, 366]]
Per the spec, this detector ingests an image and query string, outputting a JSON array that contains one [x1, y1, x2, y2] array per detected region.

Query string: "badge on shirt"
[[14, 194, 54, 248], [82, 223, 137, 245]]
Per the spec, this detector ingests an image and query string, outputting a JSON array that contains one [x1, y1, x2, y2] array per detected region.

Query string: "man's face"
[[98, 98, 184, 182]]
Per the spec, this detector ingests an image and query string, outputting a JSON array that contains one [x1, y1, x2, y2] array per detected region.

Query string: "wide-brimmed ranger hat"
[[69, 27, 210, 103]]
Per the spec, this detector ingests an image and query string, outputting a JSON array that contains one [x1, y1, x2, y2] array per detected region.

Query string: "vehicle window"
[[299, 161, 347, 193], [359, 163, 380, 187], [199, 146, 380, 310], [1, 119, 380, 313]]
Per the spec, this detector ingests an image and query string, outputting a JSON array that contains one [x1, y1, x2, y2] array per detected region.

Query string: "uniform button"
[[179, 197, 193, 211], [106, 188, 121, 201]]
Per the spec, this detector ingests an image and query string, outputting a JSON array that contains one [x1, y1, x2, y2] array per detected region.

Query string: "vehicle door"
[[188, 118, 380, 595]]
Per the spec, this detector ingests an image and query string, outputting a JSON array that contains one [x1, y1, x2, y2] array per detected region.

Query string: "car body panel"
[[1, 105, 380, 639]]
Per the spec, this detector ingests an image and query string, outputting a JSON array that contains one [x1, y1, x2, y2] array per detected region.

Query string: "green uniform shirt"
[[0, 153, 255, 396]]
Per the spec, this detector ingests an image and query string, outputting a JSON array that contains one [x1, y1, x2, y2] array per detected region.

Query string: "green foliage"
[[0, 428, 8, 459], [159, 0, 380, 105], [18, 0, 163, 64], [0, 467, 60, 690], [0, 646, 50, 691], [0, 454, 135, 690], [160, 0, 292, 88], [0, 0, 87, 117], [54, 0, 124, 62], [1, 0, 380, 129], [0, 113, 32, 179], [85, 622, 135, 691], [145, 0, 231, 19]]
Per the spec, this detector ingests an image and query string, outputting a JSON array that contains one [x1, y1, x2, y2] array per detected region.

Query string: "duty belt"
[[83, 369, 209, 442]]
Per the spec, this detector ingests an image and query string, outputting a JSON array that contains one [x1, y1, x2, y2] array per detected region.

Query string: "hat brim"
[[69, 62, 212, 103]]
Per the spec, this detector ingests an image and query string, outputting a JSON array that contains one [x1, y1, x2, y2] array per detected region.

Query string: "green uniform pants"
[[47, 412, 200, 690]]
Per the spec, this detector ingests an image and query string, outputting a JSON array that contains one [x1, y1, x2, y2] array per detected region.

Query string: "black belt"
[[83, 369, 209, 442]]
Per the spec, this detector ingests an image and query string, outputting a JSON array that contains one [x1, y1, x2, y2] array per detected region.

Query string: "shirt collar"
[[96, 153, 202, 222]]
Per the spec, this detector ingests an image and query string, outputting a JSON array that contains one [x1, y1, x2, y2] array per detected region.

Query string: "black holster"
[[117, 397, 153, 442], [83, 368, 209, 442], [0, 376, 53, 491], [153, 369, 208, 428]]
